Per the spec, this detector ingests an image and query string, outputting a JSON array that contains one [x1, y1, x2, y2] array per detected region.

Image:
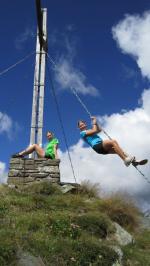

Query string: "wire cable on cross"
[[46, 57, 78, 185], [0, 51, 35, 77]]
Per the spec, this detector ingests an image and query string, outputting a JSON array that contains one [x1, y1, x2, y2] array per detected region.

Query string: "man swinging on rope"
[[78, 116, 148, 167]]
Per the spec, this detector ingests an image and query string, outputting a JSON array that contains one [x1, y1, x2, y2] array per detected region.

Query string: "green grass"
[[0, 182, 149, 265], [122, 230, 150, 266]]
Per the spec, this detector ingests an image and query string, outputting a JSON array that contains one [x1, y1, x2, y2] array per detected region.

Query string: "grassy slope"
[[0, 182, 150, 266]]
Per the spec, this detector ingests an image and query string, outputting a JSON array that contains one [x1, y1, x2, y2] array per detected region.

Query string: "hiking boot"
[[132, 159, 148, 167], [12, 153, 24, 158], [124, 156, 135, 167]]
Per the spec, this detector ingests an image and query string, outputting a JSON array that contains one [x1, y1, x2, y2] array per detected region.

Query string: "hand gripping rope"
[[46, 52, 150, 185]]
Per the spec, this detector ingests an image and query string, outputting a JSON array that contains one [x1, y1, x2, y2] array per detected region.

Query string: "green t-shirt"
[[45, 138, 59, 159]]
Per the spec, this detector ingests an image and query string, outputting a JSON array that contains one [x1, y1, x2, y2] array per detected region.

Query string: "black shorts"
[[45, 154, 53, 159], [92, 142, 108, 155]]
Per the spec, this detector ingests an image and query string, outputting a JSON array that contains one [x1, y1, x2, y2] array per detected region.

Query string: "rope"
[[46, 53, 112, 139], [46, 57, 78, 185], [133, 165, 150, 184], [0, 51, 35, 77], [46, 53, 149, 185]]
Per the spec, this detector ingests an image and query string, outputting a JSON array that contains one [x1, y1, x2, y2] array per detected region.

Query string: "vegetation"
[[122, 230, 150, 266], [0, 182, 149, 265]]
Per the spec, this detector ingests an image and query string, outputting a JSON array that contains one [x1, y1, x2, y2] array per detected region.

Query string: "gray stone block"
[[10, 158, 24, 164], [30, 173, 49, 178], [23, 165, 36, 170], [8, 158, 60, 186], [19, 173, 30, 178], [21, 170, 40, 173], [38, 166, 59, 173], [23, 177, 36, 183], [8, 170, 20, 177], [34, 158, 47, 163], [49, 173, 60, 178], [43, 159, 60, 166], [9, 164, 24, 170], [8, 177, 29, 184], [23, 159, 35, 165], [45, 177, 59, 183]]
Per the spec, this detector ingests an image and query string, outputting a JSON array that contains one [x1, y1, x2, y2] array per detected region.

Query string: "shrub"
[[27, 236, 118, 266], [98, 194, 140, 230], [47, 238, 76, 265], [0, 202, 9, 218], [47, 213, 81, 240], [20, 181, 61, 195], [74, 237, 118, 266], [14, 211, 48, 234], [79, 181, 100, 198], [74, 212, 115, 238], [46, 194, 87, 212], [7, 194, 36, 212], [122, 230, 150, 266], [0, 229, 17, 266]]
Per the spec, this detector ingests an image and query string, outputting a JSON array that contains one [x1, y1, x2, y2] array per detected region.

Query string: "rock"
[[10, 158, 24, 164], [43, 159, 60, 166], [60, 184, 77, 194], [44, 177, 59, 183], [9, 164, 23, 170], [113, 222, 134, 246], [8, 184, 17, 189], [17, 250, 45, 266], [8, 176, 35, 184], [22, 165, 36, 170], [112, 261, 122, 266], [111, 245, 123, 265], [38, 165, 59, 173], [29, 173, 49, 178], [8, 170, 20, 177]]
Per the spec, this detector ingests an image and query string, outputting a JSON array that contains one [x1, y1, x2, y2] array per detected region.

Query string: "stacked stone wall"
[[8, 158, 60, 185]]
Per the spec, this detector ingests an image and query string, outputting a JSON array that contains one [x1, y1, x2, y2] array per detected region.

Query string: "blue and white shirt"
[[80, 130, 102, 147]]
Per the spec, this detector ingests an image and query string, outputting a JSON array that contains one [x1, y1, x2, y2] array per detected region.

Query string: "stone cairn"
[[8, 158, 60, 186]]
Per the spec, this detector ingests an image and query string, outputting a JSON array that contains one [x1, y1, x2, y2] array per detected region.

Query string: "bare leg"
[[19, 144, 45, 158], [102, 139, 127, 161]]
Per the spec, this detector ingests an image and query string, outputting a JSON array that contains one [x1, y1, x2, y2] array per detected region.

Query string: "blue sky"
[[0, 0, 150, 210]]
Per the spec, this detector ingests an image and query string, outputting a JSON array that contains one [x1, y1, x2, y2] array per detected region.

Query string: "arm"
[[53, 144, 59, 159], [85, 116, 102, 136]]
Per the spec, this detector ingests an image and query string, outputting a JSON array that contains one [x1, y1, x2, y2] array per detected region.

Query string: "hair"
[[77, 120, 86, 127], [46, 131, 54, 137]]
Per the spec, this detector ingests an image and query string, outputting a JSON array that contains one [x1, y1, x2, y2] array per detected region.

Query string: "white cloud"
[[112, 11, 150, 79], [48, 30, 99, 96], [0, 162, 7, 184], [59, 9, 150, 210], [0, 112, 20, 183], [55, 58, 99, 96], [59, 89, 150, 210], [65, 24, 76, 32], [0, 112, 12, 136], [15, 27, 35, 50], [0, 111, 21, 139]]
